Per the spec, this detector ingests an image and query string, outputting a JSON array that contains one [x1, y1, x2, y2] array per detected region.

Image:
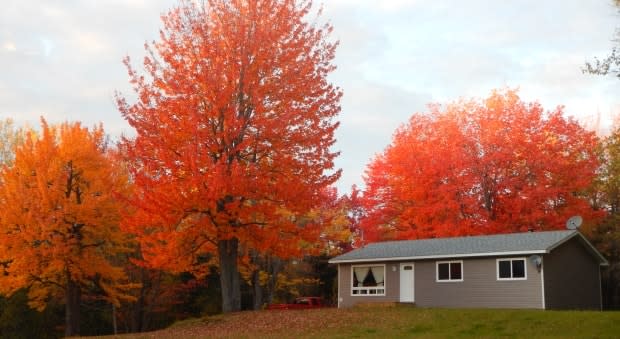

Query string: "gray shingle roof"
[[329, 230, 606, 264]]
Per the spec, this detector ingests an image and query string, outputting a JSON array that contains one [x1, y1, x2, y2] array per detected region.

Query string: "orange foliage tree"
[[117, 0, 341, 312], [361, 89, 602, 242], [0, 120, 136, 336]]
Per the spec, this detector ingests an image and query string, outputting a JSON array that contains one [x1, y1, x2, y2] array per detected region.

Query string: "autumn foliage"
[[117, 0, 341, 312], [1, 0, 620, 336], [361, 89, 602, 242], [0, 120, 136, 336]]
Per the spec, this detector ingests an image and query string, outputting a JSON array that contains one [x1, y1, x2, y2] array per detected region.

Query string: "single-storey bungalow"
[[328, 230, 608, 310]]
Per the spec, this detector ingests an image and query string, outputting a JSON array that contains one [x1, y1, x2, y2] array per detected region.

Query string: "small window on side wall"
[[497, 258, 527, 280], [436, 261, 463, 282]]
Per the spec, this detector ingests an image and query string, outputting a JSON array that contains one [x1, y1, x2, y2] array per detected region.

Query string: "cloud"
[[1, 0, 620, 195], [333, 78, 432, 192], [0, 0, 175, 134], [326, 0, 425, 14], [2, 41, 16, 52]]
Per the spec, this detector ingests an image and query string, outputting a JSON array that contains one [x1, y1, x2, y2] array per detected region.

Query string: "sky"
[[1, 0, 619, 194]]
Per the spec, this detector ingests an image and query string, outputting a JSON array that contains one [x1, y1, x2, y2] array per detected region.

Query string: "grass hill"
[[92, 304, 620, 338]]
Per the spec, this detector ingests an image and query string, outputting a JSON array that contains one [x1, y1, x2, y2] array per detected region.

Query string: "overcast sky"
[[1, 0, 619, 193]]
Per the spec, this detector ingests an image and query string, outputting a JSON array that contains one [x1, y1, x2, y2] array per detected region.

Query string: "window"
[[497, 258, 527, 280], [351, 265, 385, 296], [436, 261, 463, 282]]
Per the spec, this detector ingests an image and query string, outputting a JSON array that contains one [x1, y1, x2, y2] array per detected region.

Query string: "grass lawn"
[[93, 305, 620, 338]]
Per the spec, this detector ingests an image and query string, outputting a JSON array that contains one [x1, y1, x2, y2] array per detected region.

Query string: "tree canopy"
[[0, 120, 136, 336], [117, 0, 341, 312], [360, 89, 602, 241]]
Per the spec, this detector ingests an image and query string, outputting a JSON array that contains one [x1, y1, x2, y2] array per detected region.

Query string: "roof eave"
[[328, 249, 548, 264]]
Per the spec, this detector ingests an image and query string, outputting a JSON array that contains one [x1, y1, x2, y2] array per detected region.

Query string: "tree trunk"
[[65, 275, 81, 336], [130, 294, 144, 333], [112, 303, 117, 335], [266, 256, 283, 304], [250, 250, 264, 310], [218, 238, 241, 312], [251, 268, 263, 310]]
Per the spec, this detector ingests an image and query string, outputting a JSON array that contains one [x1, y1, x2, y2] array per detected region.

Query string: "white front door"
[[399, 263, 415, 303]]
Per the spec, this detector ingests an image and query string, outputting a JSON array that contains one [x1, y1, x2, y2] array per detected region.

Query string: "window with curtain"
[[351, 265, 385, 296]]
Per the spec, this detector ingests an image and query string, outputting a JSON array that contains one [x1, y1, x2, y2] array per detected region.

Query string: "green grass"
[[91, 305, 620, 338]]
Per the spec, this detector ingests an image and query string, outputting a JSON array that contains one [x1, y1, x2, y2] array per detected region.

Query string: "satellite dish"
[[566, 216, 583, 230]]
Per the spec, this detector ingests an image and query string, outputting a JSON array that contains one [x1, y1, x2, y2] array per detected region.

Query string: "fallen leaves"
[[106, 308, 366, 339]]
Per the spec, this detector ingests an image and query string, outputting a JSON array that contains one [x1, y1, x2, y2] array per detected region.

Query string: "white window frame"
[[435, 260, 463, 282], [350, 264, 386, 296], [496, 258, 527, 281]]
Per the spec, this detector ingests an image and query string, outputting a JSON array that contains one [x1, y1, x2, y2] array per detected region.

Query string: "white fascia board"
[[540, 256, 546, 310], [328, 250, 547, 264]]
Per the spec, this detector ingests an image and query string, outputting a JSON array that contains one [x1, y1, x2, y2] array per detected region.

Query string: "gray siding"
[[335, 236, 604, 309], [338, 263, 400, 308], [543, 237, 602, 310], [338, 257, 543, 309], [415, 257, 542, 308]]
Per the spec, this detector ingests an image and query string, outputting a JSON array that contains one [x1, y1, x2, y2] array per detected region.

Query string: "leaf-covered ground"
[[92, 305, 620, 338]]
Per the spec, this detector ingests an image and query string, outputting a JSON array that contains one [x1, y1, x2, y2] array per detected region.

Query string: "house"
[[328, 230, 608, 310]]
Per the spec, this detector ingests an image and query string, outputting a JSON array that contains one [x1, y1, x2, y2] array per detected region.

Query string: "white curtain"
[[353, 267, 369, 287], [371, 266, 384, 286]]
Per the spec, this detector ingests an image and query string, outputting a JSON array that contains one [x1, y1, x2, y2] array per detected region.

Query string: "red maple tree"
[[117, 0, 341, 312], [361, 89, 602, 241]]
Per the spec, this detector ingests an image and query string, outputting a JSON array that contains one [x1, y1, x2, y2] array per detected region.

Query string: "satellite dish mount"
[[529, 255, 542, 272]]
